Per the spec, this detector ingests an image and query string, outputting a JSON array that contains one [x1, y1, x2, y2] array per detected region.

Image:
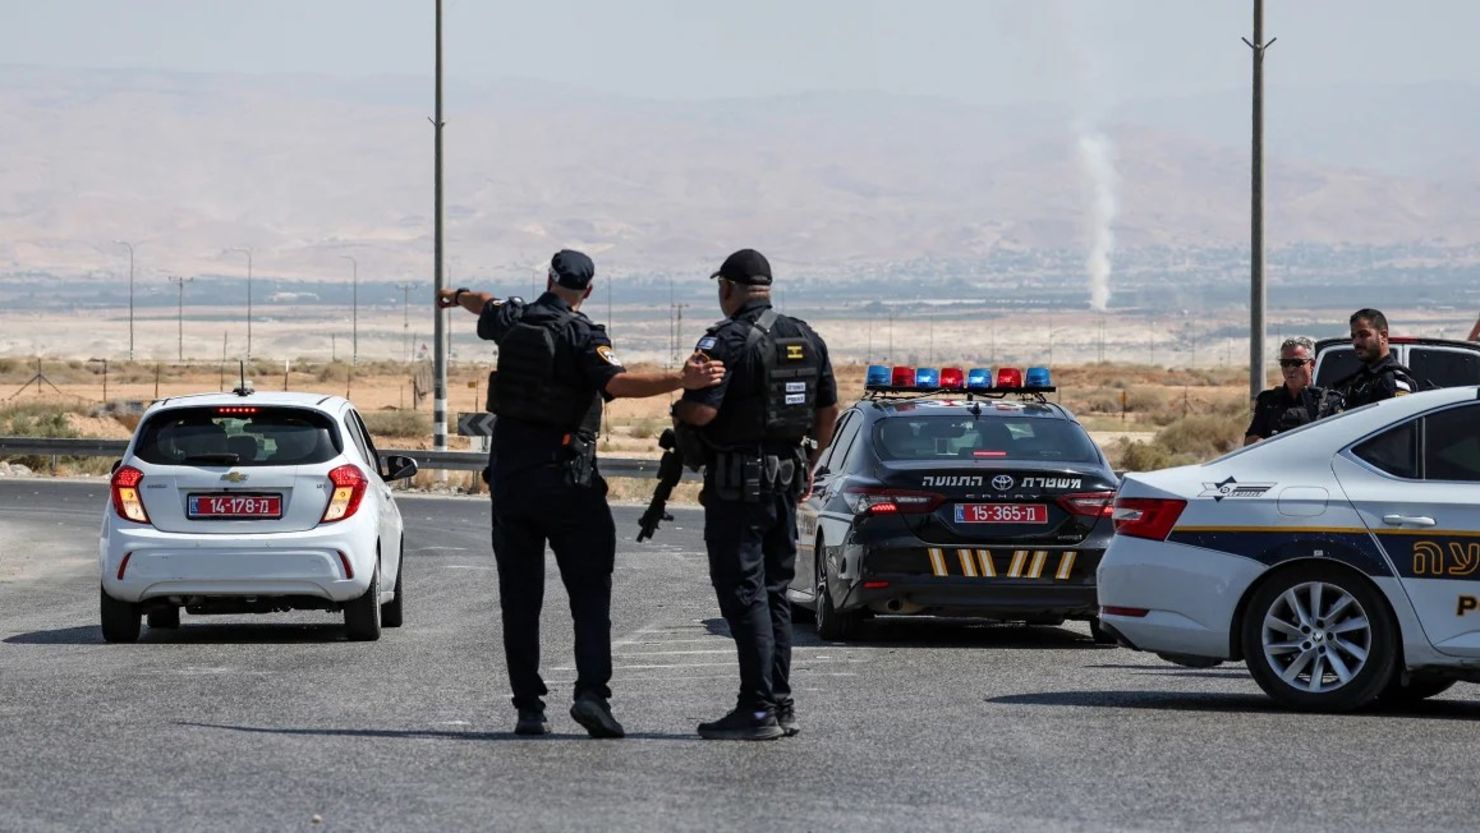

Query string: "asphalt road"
[[3, 478, 1480, 832]]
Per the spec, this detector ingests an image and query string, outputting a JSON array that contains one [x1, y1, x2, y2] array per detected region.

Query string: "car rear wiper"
[[181, 453, 240, 465]]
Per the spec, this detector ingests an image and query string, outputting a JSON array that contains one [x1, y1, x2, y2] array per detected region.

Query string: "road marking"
[[443, 565, 493, 570]]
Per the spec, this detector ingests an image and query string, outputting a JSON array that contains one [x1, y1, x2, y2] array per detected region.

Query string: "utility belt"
[[706, 446, 805, 503]]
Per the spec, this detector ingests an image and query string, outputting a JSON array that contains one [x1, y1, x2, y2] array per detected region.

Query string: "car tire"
[[146, 606, 181, 630], [815, 538, 865, 642], [344, 565, 382, 642], [381, 544, 404, 629], [1378, 673, 1456, 707], [1088, 617, 1119, 645], [100, 587, 141, 644], [1240, 565, 1397, 712]]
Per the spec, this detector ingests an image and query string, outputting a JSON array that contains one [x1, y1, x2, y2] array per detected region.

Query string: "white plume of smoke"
[[1076, 131, 1117, 312]]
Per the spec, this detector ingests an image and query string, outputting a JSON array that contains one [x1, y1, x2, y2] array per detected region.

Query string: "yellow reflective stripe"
[[1056, 551, 1078, 580], [1028, 550, 1049, 579], [927, 547, 948, 577], [957, 549, 978, 577], [1007, 550, 1028, 578], [976, 549, 997, 578]]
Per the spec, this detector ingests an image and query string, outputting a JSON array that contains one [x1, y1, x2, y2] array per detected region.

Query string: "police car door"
[[1333, 401, 1480, 657], [798, 410, 860, 592]]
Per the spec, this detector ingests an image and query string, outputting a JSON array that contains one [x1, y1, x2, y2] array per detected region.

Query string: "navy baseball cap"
[[710, 249, 773, 286], [549, 249, 596, 290]]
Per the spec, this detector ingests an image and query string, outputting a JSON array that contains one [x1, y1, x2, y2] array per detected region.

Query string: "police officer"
[[1244, 337, 1326, 445], [673, 248, 840, 741], [438, 249, 724, 738], [1332, 307, 1420, 410]]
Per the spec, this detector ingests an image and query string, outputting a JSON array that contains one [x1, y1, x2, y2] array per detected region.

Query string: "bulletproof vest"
[[1337, 359, 1418, 410], [704, 309, 821, 447], [490, 308, 602, 436], [1274, 387, 1321, 434]]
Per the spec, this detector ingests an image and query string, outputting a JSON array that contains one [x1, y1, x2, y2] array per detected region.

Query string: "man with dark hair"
[[1244, 336, 1326, 444], [1333, 307, 1419, 410], [673, 248, 839, 741], [438, 249, 724, 739]]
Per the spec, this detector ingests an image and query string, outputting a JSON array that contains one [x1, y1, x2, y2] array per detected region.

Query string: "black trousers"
[[489, 466, 616, 711], [703, 490, 798, 713]]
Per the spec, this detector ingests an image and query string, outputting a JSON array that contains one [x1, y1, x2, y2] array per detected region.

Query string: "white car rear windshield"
[[872, 415, 1098, 463], [134, 406, 342, 467]]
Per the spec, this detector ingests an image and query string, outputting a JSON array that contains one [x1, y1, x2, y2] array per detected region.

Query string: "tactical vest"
[[704, 309, 821, 448], [1274, 387, 1322, 434], [1335, 359, 1420, 411], [490, 308, 602, 436]]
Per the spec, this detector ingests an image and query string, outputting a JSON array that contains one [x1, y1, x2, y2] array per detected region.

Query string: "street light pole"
[[227, 248, 253, 361], [117, 241, 135, 361], [431, 0, 449, 453], [396, 283, 416, 362], [168, 275, 195, 362], [340, 255, 359, 364], [1243, 0, 1276, 403]]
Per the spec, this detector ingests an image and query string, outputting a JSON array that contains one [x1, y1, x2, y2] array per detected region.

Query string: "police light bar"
[[914, 368, 939, 389], [866, 365, 891, 387], [1025, 367, 1052, 388], [891, 366, 914, 386], [864, 365, 1053, 397], [967, 368, 993, 390], [939, 367, 964, 390], [996, 367, 1023, 388]]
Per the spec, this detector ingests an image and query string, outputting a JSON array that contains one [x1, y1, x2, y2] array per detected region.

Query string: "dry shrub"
[[360, 409, 431, 438], [1125, 386, 1169, 412], [1154, 413, 1247, 459]]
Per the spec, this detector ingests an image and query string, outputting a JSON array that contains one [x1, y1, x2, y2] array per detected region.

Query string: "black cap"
[[549, 249, 595, 290], [710, 248, 773, 286]]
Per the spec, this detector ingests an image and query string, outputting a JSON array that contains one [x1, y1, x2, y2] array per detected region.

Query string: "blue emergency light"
[[865, 365, 891, 387], [966, 368, 993, 390], [913, 368, 939, 389], [1025, 367, 1052, 388]]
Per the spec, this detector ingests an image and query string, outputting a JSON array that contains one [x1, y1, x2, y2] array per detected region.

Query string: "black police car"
[[792, 366, 1118, 641]]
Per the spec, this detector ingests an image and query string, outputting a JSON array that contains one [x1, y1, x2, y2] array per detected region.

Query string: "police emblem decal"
[[1198, 476, 1275, 501], [991, 475, 1015, 491], [596, 345, 623, 366], [785, 344, 804, 360]]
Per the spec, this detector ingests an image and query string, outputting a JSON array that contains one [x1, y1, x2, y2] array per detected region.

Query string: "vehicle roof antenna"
[[234, 360, 254, 397]]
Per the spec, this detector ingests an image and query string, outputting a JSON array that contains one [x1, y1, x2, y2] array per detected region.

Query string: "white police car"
[[1098, 385, 1480, 710], [100, 388, 417, 643]]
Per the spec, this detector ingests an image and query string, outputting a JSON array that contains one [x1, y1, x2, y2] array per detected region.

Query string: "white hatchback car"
[[99, 389, 417, 643], [1099, 386, 1480, 710]]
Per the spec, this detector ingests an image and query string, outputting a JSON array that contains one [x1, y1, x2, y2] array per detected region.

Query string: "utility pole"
[[226, 247, 253, 360], [1244, 0, 1276, 404], [431, 0, 449, 454], [168, 275, 194, 362], [340, 255, 359, 365], [116, 241, 135, 361], [396, 283, 416, 362]]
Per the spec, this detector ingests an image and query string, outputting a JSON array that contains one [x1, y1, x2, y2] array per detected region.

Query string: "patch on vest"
[[596, 345, 623, 367], [696, 336, 718, 351], [785, 393, 806, 405], [785, 344, 805, 360]]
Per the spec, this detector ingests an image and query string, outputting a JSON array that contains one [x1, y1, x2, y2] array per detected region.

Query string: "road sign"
[[457, 412, 496, 436]]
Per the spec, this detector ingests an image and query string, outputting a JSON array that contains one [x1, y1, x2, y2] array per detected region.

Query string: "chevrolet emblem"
[[221, 472, 248, 483]]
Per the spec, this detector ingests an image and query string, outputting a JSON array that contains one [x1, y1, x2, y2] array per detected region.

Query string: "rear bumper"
[[99, 519, 376, 604], [842, 576, 1098, 619]]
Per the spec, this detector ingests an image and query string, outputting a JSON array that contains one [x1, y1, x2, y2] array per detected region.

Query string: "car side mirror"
[[382, 454, 419, 482], [110, 459, 123, 474]]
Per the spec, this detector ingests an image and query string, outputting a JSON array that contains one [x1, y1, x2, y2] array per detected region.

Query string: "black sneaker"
[[775, 701, 800, 737], [697, 707, 784, 741], [515, 707, 550, 736], [570, 697, 626, 739]]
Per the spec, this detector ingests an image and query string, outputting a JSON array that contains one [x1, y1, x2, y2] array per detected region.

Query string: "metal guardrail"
[[0, 436, 692, 480]]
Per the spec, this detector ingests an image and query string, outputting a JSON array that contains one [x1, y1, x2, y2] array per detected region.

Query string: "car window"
[[817, 412, 856, 474], [1409, 348, 1480, 390], [832, 413, 866, 472], [341, 409, 374, 467], [872, 415, 1098, 463], [1314, 346, 1362, 388], [1423, 405, 1480, 482], [350, 410, 383, 470], [1352, 420, 1418, 479], [133, 406, 341, 467]]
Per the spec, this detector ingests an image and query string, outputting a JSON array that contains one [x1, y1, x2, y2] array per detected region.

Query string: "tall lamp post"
[[1243, 0, 1275, 403], [340, 255, 359, 364], [167, 275, 195, 362], [116, 241, 135, 361], [226, 248, 253, 360]]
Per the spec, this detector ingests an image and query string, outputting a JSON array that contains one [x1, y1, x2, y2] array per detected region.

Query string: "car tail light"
[[862, 580, 891, 589], [110, 465, 150, 524], [1101, 605, 1149, 618], [843, 485, 945, 516], [117, 552, 133, 580], [321, 464, 368, 523], [216, 406, 259, 415], [337, 550, 355, 580], [1111, 497, 1186, 540], [1058, 491, 1116, 519]]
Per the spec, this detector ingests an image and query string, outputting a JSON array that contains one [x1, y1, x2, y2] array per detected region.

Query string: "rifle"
[[636, 428, 685, 542]]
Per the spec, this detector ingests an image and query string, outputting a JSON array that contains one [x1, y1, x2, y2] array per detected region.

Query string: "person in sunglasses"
[[1243, 336, 1327, 445]]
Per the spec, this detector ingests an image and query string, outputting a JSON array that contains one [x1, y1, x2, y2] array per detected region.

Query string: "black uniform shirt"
[[681, 300, 838, 451], [1337, 353, 1417, 410], [1245, 385, 1324, 440], [477, 292, 625, 475]]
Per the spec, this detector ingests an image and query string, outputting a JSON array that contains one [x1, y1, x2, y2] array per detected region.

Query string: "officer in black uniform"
[[1332, 308, 1420, 410], [673, 248, 840, 741], [438, 250, 724, 739], [1244, 336, 1326, 445]]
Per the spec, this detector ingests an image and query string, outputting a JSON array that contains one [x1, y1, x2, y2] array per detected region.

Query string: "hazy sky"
[[6, 1, 1480, 106]]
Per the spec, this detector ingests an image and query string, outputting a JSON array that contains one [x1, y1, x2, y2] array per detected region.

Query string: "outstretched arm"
[[435, 287, 496, 315], [606, 357, 724, 400]]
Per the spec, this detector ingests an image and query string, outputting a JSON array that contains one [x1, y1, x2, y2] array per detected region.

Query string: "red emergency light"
[[939, 368, 964, 389], [996, 368, 1023, 388]]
